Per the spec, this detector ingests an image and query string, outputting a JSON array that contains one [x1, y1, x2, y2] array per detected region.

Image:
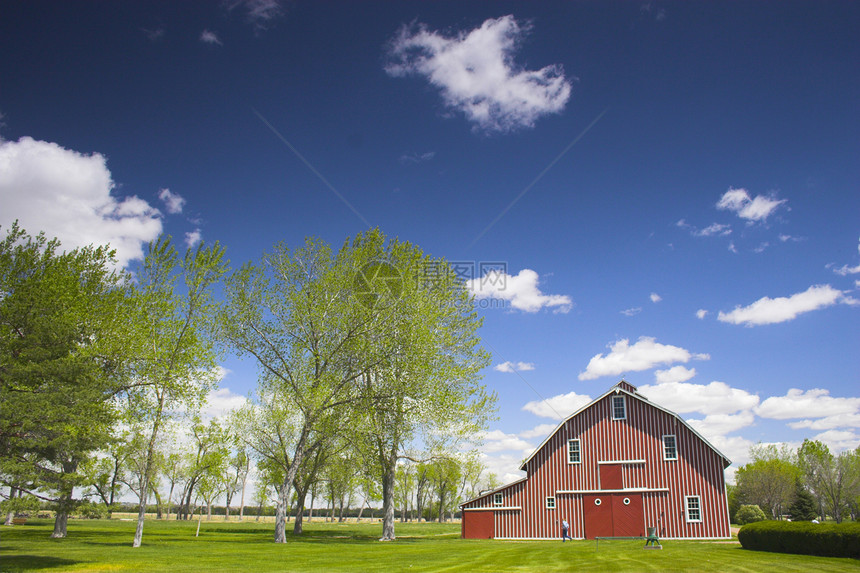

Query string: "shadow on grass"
[[0, 555, 82, 572]]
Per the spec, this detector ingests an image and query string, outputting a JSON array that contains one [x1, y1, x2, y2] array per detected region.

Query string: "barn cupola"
[[614, 379, 638, 394]]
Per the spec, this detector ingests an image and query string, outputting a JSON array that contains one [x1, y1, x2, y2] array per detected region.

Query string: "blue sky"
[[1, 1, 858, 484]]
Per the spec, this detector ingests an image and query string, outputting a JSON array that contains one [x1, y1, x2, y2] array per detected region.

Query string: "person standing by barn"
[[561, 519, 572, 542]]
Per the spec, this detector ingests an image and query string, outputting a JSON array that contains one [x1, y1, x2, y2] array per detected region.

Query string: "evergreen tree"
[[788, 479, 818, 521]]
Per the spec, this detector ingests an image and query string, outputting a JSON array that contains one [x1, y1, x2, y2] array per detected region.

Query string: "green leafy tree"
[[122, 237, 227, 546], [189, 419, 230, 520], [798, 440, 860, 523], [735, 444, 799, 519], [222, 434, 251, 520], [217, 233, 402, 543], [350, 232, 494, 540], [0, 223, 132, 538], [726, 484, 741, 524], [735, 504, 767, 525], [395, 462, 415, 522], [80, 436, 128, 518], [427, 457, 462, 523]]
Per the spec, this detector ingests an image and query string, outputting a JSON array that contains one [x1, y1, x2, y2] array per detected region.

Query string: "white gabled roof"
[[518, 381, 732, 471]]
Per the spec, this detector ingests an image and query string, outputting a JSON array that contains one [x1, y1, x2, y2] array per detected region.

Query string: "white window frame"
[[612, 395, 627, 420], [663, 434, 678, 461], [685, 495, 702, 522], [493, 492, 503, 506], [567, 439, 581, 464], [546, 496, 556, 510]]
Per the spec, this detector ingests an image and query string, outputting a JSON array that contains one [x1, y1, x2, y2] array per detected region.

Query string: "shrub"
[[735, 504, 766, 525], [76, 501, 108, 519], [738, 520, 860, 558]]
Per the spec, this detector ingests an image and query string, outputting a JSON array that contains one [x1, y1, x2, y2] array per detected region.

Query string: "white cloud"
[[650, 292, 662, 303], [578, 336, 707, 381], [712, 435, 757, 481], [478, 429, 534, 453], [466, 268, 572, 313], [142, 27, 165, 42], [385, 15, 572, 133], [185, 229, 203, 248], [158, 188, 185, 214], [638, 380, 759, 415], [0, 136, 162, 268], [696, 309, 709, 320], [621, 307, 642, 316], [522, 390, 592, 420], [718, 284, 854, 326], [654, 365, 696, 384], [728, 242, 738, 254], [518, 423, 558, 440], [716, 187, 786, 222], [200, 387, 247, 420], [697, 223, 732, 237], [811, 429, 860, 453], [756, 388, 860, 420], [200, 29, 223, 45], [228, 0, 284, 30], [494, 361, 535, 373], [789, 413, 860, 431], [831, 237, 860, 276], [477, 451, 526, 485], [687, 411, 756, 438], [399, 151, 436, 164]]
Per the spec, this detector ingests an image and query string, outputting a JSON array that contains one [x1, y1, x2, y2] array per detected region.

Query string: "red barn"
[[461, 380, 731, 540]]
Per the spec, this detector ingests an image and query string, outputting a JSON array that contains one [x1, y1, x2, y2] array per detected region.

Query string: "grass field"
[[2, 518, 859, 572]]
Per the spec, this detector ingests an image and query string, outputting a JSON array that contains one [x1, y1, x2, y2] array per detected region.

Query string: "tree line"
[[0, 223, 497, 546], [729, 441, 860, 524]]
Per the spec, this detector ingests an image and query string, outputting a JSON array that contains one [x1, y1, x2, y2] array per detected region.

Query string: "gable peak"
[[614, 379, 638, 393]]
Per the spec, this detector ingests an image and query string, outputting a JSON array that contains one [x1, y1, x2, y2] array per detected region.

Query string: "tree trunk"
[[152, 487, 163, 520], [51, 461, 78, 538], [239, 474, 247, 519], [274, 483, 289, 543], [166, 483, 175, 520], [293, 496, 306, 535], [380, 460, 396, 541], [4, 487, 17, 525], [273, 430, 307, 543], [292, 480, 310, 535], [51, 507, 69, 539]]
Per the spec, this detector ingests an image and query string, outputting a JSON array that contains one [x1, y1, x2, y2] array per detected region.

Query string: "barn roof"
[[518, 380, 732, 471]]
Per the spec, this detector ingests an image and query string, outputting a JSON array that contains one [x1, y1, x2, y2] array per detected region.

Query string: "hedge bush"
[[738, 520, 860, 558]]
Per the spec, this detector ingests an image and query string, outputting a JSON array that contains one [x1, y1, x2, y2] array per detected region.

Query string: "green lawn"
[[2, 519, 858, 572]]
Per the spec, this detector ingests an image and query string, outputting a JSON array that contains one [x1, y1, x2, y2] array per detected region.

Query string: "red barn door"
[[583, 493, 644, 539], [583, 495, 613, 538], [599, 464, 623, 489], [462, 510, 494, 539], [612, 494, 644, 537]]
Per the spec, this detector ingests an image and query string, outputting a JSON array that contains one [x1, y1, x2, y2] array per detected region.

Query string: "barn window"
[[493, 493, 503, 506], [567, 439, 581, 464], [546, 496, 556, 510], [663, 435, 677, 460], [612, 395, 627, 420], [685, 496, 702, 522]]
